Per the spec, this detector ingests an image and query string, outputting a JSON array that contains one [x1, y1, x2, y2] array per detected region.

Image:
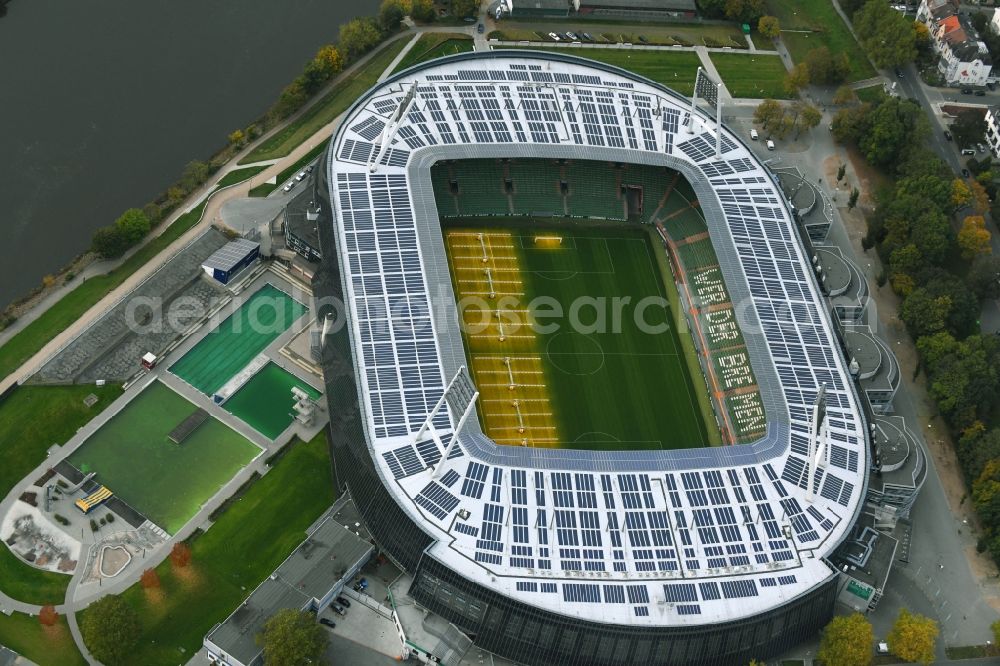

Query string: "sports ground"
[[444, 223, 718, 451], [169, 283, 307, 395], [67, 381, 260, 533]]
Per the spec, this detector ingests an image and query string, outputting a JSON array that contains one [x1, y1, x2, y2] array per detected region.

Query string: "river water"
[[0, 0, 381, 309]]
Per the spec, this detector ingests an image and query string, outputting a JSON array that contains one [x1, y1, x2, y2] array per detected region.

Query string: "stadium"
[[314, 51, 868, 665]]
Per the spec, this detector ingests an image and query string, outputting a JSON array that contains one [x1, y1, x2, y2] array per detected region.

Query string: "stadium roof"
[[202, 238, 260, 272], [324, 51, 867, 626]]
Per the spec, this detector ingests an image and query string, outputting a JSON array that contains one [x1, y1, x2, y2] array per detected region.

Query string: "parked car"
[[306, 164, 315, 173], [944, 130, 953, 141], [477, 23, 484, 34], [962, 87, 974, 94], [330, 603, 346, 616], [962, 147, 976, 155], [978, 142, 987, 153], [282, 183, 294, 193], [582, 32, 593, 41], [638, 35, 649, 43], [320, 618, 336, 628], [766, 139, 775, 150], [962, 168, 971, 177], [336, 596, 351, 608], [295, 171, 306, 181], [558, 33, 570, 41], [548, 32, 560, 41], [750, 128, 759, 140], [894, 67, 903, 78], [976, 89, 987, 96], [989, 81, 996, 91], [566, 31, 578, 40]]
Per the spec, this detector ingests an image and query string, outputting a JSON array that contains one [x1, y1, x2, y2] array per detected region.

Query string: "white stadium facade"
[[313, 52, 869, 665]]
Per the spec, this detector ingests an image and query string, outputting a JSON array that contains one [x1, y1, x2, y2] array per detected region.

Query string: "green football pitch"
[[446, 222, 719, 451]]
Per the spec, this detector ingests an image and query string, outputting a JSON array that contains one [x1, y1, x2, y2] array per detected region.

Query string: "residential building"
[[918, 0, 993, 86], [985, 106, 1000, 158]]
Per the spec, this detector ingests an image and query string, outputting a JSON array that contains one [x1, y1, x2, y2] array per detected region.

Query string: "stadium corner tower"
[[313, 51, 867, 666]]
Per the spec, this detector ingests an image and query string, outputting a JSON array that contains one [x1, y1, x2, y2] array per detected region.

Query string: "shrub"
[[90, 519, 98, 532]]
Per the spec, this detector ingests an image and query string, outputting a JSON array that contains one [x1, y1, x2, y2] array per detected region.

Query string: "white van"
[[766, 139, 775, 150], [750, 128, 759, 140]]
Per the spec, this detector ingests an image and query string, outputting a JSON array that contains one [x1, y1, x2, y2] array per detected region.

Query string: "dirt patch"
[[172, 563, 204, 589], [143, 586, 166, 607]]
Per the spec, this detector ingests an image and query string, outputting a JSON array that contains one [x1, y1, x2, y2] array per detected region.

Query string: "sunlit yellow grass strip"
[[445, 230, 561, 448]]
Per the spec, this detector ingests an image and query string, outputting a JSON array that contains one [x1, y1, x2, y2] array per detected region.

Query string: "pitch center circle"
[[545, 332, 605, 376]]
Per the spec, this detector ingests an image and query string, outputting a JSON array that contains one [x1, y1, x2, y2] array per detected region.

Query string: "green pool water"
[[223, 363, 322, 440], [170, 284, 307, 395], [67, 381, 260, 534]]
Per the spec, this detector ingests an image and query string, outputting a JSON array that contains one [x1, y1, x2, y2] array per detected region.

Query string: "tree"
[[274, 79, 309, 119], [958, 215, 992, 260], [951, 110, 987, 149], [80, 596, 140, 666], [849, 187, 860, 209], [758, 16, 780, 39], [91, 225, 130, 259], [180, 160, 209, 192], [114, 208, 150, 245], [258, 609, 328, 666], [797, 103, 822, 136], [967, 254, 1000, 300], [140, 568, 160, 589], [970, 180, 990, 214], [452, 0, 480, 18], [857, 97, 929, 169], [817, 613, 873, 666], [753, 98, 783, 130], [38, 605, 58, 626], [228, 129, 246, 148], [992, 618, 1000, 646], [853, 0, 917, 67], [170, 542, 191, 569], [410, 0, 437, 22], [724, 0, 765, 23], [805, 46, 851, 84], [901, 288, 951, 338], [833, 85, 857, 105], [952, 178, 973, 208], [379, 0, 406, 31], [302, 45, 344, 94], [339, 17, 382, 59], [887, 608, 938, 664], [784, 63, 810, 96]]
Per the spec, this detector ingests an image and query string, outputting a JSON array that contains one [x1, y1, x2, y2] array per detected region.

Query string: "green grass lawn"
[[0, 612, 85, 666], [766, 0, 875, 81], [215, 165, 268, 189], [0, 384, 121, 604], [710, 52, 792, 99], [0, 384, 122, 498], [855, 83, 887, 104], [68, 381, 260, 534], [0, 542, 72, 606], [497, 46, 701, 96], [495, 20, 747, 47], [0, 198, 212, 383], [448, 223, 715, 450], [391, 33, 474, 74], [240, 37, 411, 164], [80, 432, 334, 666]]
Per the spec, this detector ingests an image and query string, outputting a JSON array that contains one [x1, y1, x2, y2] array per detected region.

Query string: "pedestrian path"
[[379, 33, 421, 82]]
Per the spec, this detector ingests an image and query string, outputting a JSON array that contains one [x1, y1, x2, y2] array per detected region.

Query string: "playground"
[[169, 283, 307, 395], [222, 362, 322, 440], [66, 381, 260, 534]]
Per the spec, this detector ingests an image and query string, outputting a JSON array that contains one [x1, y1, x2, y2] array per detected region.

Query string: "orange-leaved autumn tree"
[[958, 215, 992, 260], [170, 542, 191, 569], [140, 568, 161, 589], [38, 605, 58, 626]]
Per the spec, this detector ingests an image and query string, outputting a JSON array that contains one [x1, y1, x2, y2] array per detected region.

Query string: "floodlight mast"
[[412, 367, 480, 478], [370, 82, 418, 173], [805, 384, 830, 503]]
